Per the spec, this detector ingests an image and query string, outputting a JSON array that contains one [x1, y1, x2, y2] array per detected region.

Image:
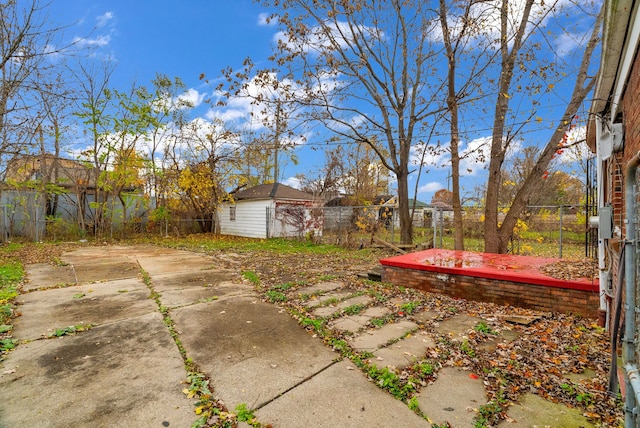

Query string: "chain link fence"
[[1, 195, 595, 259]]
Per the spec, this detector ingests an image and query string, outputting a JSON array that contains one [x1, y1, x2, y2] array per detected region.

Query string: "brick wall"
[[382, 266, 600, 318], [619, 40, 640, 234]]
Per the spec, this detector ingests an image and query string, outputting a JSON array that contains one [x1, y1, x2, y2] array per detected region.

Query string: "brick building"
[[587, 0, 640, 423], [588, 0, 640, 323]]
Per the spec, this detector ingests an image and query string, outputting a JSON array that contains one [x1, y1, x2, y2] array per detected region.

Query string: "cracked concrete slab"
[[72, 261, 141, 284], [12, 278, 154, 341], [412, 309, 439, 325], [435, 314, 483, 342], [256, 360, 427, 428], [294, 281, 344, 297], [151, 270, 249, 307], [135, 253, 216, 276], [172, 295, 337, 410], [302, 290, 354, 309], [312, 294, 374, 318], [0, 312, 193, 428], [23, 263, 76, 290], [416, 366, 486, 426], [331, 306, 392, 333], [498, 393, 596, 427], [372, 330, 435, 369], [349, 320, 419, 352], [478, 328, 521, 352]]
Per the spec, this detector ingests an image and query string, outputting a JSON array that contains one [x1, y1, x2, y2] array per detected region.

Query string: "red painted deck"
[[380, 249, 598, 292]]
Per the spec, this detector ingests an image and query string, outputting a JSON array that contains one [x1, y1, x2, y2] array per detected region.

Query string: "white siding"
[[272, 202, 323, 238], [219, 200, 272, 238]]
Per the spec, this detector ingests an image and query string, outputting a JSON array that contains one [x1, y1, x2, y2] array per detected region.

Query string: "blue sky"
[[48, 0, 597, 204]]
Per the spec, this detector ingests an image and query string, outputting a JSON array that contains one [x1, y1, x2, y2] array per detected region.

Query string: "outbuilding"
[[218, 183, 322, 239]]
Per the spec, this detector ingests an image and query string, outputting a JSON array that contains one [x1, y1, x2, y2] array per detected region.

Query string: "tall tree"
[[33, 66, 74, 218], [233, 0, 445, 244], [142, 74, 192, 211], [482, 1, 602, 253], [437, 0, 493, 250], [499, 146, 585, 208], [71, 60, 115, 235], [0, 0, 65, 174], [176, 118, 241, 232]]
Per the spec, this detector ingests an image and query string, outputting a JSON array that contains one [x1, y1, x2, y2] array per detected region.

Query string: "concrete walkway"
[[0, 245, 596, 427]]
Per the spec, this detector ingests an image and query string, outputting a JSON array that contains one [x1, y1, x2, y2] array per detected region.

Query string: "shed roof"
[[233, 183, 315, 201], [408, 199, 428, 208]]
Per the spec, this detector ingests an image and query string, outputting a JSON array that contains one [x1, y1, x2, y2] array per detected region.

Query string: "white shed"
[[219, 183, 322, 239]]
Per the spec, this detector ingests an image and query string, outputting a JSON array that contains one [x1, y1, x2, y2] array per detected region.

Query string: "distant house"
[[428, 201, 454, 226], [4, 154, 95, 191], [323, 194, 397, 231], [407, 199, 430, 227], [2, 154, 146, 238], [1, 155, 96, 238], [218, 183, 322, 239]]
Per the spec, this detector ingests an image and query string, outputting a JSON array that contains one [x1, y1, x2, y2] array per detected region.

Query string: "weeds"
[[367, 365, 417, 401], [343, 304, 367, 315], [370, 315, 394, 327], [561, 382, 594, 407], [399, 301, 420, 315], [0, 261, 22, 329], [265, 290, 287, 303], [300, 316, 324, 332], [235, 403, 259, 426], [416, 361, 435, 376], [408, 396, 420, 412], [474, 321, 498, 335], [272, 282, 298, 291], [0, 338, 15, 351], [48, 324, 93, 337], [242, 271, 260, 286], [474, 400, 503, 427], [460, 339, 476, 357]]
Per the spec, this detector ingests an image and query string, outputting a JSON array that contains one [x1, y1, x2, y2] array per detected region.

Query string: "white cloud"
[[96, 12, 114, 28], [419, 182, 443, 193], [431, 0, 595, 55], [554, 32, 583, 57], [556, 125, 594, 165], [410, 143, 447, 169], [72, 35, 111, 48], [274, 20, 383, 56], [177, 88, 205, 109], [459, 136, 491, 176], [410, 135, 489, 177], [258, 12, 277, 26], [282, 176, 302, 189]]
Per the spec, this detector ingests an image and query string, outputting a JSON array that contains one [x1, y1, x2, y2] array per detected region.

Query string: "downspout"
[[623, 150, 640, 426], [595, 117, 609, 317]]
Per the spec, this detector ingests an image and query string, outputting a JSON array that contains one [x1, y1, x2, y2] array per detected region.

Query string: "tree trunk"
[[484, 0, 535, 254], [484, 0, 601, 254], [440, 0, 465, 251], [396, 166, 413, 245]]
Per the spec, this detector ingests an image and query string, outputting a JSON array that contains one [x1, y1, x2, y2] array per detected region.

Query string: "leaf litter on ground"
[[2, 238, 624, 426]]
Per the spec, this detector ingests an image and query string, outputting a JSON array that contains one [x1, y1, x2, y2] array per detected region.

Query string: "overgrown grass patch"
[[0, 260, 23, 327], [265, 290, 287, 303], [241, 270, 260, 286], [144, 235, 354, 256]]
